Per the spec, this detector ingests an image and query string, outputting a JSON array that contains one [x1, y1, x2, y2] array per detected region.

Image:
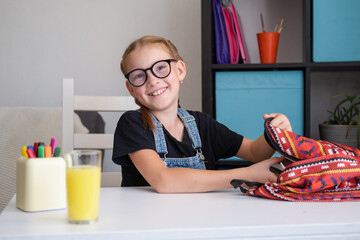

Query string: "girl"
[[112, 36, 292, 193]]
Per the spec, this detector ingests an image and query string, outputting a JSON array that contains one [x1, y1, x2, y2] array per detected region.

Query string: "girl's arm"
[[128, 113, 291, 193], [236, 113, 292, 162], [129, 149, 282, 193]]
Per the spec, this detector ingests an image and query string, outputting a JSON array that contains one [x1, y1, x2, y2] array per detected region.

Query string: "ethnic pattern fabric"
[[232, 118, 360, 202], [264, 118, 360, 162]]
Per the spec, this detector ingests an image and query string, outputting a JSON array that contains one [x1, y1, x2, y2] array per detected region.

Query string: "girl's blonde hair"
[[120, 36, 183, 131]]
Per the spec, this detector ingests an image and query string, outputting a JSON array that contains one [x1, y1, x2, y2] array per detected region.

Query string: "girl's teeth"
[[151, 88, 166, 96]]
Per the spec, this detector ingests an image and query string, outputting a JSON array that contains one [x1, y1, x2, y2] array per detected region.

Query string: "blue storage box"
[[313, 0, 360, 62], [215, 71, 304, 160]]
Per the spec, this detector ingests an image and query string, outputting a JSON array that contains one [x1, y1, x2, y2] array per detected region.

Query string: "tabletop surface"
[[1, 187, 360, 240]]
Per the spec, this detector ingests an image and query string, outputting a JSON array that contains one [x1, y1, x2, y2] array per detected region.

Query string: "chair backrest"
[[62, 78, 137, 186]]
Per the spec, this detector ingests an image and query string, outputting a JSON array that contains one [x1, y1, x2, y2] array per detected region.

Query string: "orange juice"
[[66, 166, 101, 222]]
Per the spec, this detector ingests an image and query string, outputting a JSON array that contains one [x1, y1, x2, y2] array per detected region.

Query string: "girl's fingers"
[[264, 113, 293, 132], [267, 156, 285, 166], [263, 113, 271, 120]]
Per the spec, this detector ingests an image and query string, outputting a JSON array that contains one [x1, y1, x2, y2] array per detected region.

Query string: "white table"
[[0, 187, 360, 239]]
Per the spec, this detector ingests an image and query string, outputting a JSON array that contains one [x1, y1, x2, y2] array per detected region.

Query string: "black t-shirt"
[[112, 110, 243, 186]]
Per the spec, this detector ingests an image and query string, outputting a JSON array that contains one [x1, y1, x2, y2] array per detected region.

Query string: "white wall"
[[0, 0, 201, 171], [0, 0, 201, 110]]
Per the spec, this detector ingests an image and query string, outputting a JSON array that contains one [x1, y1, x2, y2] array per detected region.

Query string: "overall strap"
[[150, 114, 168, 156], [150, 109, 203, 159], [177, 108, 202, 150]]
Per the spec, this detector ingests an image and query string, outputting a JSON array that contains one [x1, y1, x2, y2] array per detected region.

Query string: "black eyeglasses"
[[125, 59, 177, 87]]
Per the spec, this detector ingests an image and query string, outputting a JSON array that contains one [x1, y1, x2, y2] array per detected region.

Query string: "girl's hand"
[[263, 113, 292, 132], [246, 157, 283, 183]]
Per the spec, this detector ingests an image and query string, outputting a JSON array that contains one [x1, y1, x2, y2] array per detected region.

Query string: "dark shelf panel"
[[309, 62, 360, 71], [211, 62, 360, 71], [211, 63, 307, 71]]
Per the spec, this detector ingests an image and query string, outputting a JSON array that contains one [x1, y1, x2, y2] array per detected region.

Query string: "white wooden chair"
[[62, 78, 137, 187]]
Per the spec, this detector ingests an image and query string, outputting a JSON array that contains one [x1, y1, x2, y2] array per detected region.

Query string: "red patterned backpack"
[[231, 118, 360, 201]]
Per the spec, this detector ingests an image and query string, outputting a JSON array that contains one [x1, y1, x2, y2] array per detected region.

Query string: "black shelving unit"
[[201, 0, 360, 138]]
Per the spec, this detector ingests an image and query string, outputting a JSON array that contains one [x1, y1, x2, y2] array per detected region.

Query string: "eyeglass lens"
[[128, 60, 172, 86]]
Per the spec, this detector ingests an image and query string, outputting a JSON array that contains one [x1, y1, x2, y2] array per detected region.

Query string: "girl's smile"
[[148, 87, 168, 96]]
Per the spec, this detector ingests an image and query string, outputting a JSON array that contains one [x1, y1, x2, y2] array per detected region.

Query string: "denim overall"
[[150, 108, 206, 169]]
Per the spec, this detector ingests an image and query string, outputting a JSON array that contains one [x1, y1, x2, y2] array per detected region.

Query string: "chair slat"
[[74, 133, 114, 149], [74, 96, 137, 112]]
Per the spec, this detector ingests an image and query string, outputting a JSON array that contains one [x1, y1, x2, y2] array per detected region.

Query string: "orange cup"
[[257, 32, 280, 64]]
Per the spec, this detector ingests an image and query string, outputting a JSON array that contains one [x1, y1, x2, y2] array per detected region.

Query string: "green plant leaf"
[[346, 120, 353, 138], [326, 94, 360, 126]]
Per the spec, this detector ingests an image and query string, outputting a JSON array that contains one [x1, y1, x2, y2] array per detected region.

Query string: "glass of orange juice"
[[65, 150, 101, 224]]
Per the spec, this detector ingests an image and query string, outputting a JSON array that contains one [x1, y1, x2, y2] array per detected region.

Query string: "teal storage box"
[[215, 71, 304, 152], [313, 0, 360, 62]]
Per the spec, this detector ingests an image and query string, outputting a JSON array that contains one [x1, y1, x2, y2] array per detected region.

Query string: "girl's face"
[[125, 44, 186, 113]]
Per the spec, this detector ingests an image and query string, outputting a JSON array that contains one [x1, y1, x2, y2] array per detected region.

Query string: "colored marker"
[[27, 145, 34, 153], [21, 146, 28, 157], [38, 142, 45, 147], [50, 138, 57, 156], [54, 147, 61, 157], [34, 142, 39, 156], [37, 146, 45, 158], [27, 148, 36, 158], [45, 145, 52, 158]]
